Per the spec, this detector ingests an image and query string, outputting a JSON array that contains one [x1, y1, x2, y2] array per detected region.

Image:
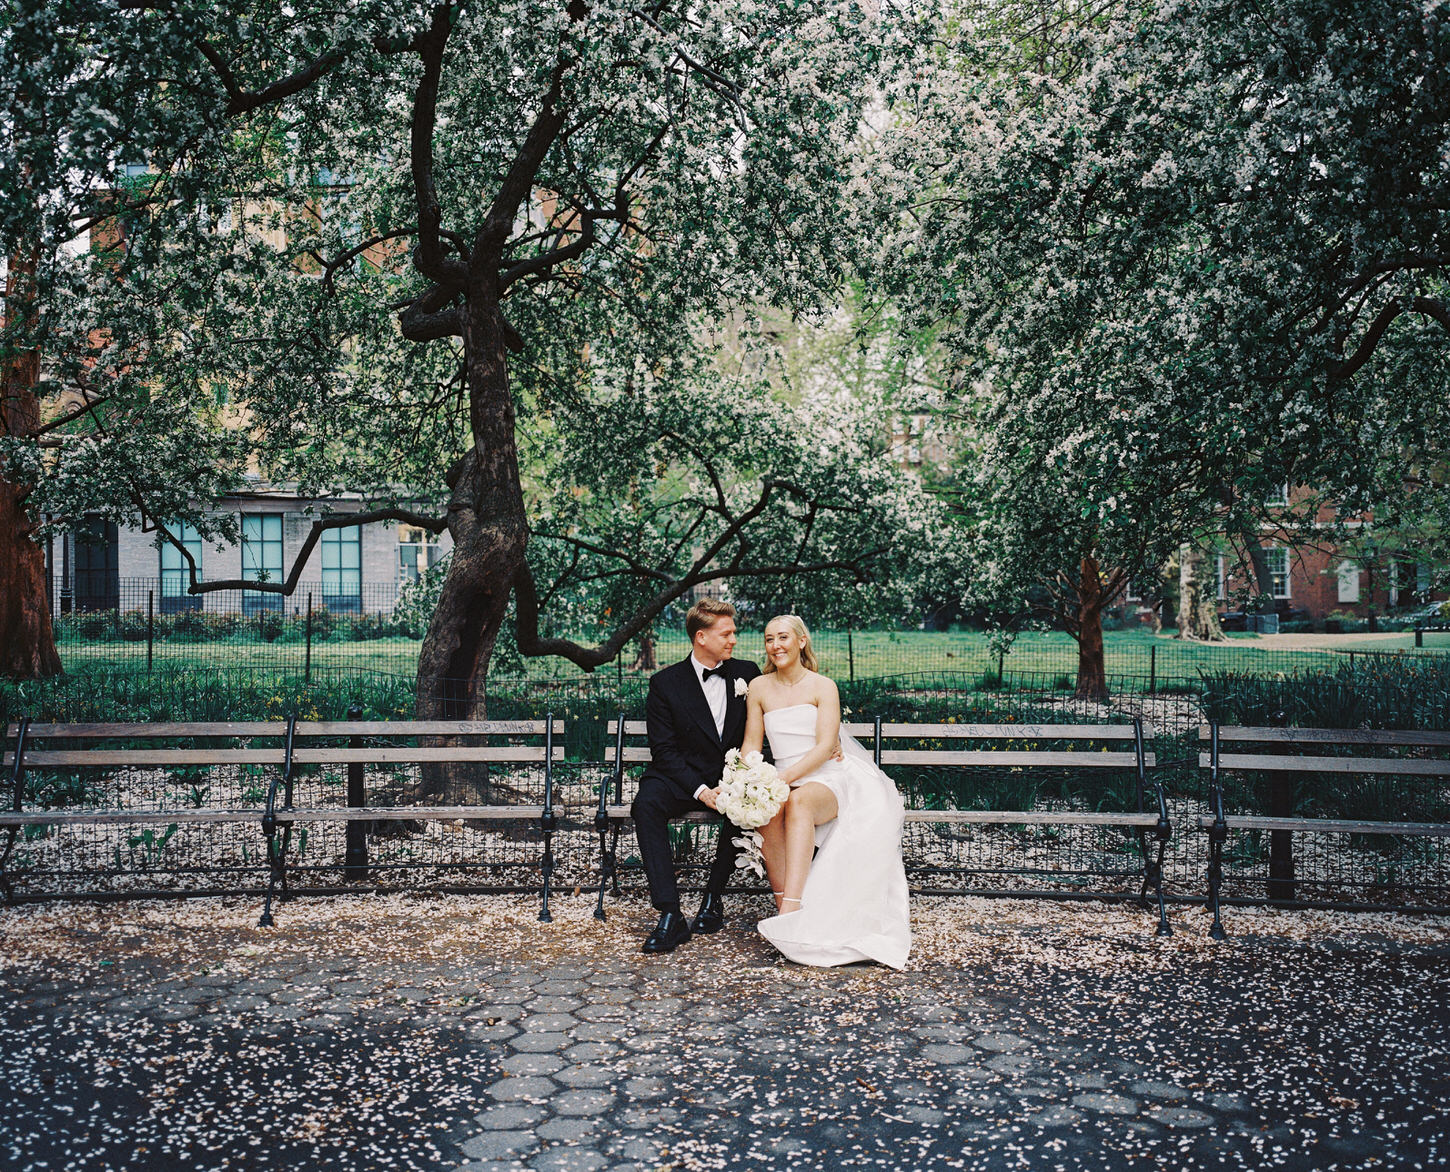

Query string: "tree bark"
[[412, 292, 529, 801], [1176, 541, 1226, 641], [631, 628, 657, 672], [1073, 554, 1109, 702], [1, 242, 63, 680]]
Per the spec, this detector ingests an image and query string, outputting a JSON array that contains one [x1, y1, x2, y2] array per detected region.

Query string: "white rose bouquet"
[[715, 748, 790, 877]]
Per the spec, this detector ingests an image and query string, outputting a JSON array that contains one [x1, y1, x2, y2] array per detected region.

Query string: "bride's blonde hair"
[[762, 614, 819, 674]]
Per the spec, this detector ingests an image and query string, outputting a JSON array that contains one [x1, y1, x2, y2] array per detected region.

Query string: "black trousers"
[[632, 775, 740, 912]]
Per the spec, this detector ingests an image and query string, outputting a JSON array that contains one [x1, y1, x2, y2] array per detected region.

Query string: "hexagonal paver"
[[552, 1089, 617, 1116], [486, 1075, 558, 1102], [473, 1103, 550, 1131], [1149, 1106, 1215, 1128], [459, 1129, 540, 1160], [1072, 1093, 1140, 1116], [499, 1052, 567, 1077], [512, 1032, 573, 1053]]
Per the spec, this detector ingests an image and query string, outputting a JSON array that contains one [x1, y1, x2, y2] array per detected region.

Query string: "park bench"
[[1414, 620, 1449, 648], [2, 715, 565, 924], [1198, 724, 1450, 937], [597, 715, 1171, 934]]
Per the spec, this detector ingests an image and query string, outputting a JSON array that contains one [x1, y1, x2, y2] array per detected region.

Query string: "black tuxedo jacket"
[[642, 655, 763, 804]]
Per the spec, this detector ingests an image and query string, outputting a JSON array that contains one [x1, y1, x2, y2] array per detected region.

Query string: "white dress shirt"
[[691, 654, 727, 800]]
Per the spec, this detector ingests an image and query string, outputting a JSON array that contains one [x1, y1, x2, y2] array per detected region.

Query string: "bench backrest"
[[1199, 725, 1450, 778], [606, 718, 1152, 767], [602, 716, 1155, 816], [3, 720, 565, 772]]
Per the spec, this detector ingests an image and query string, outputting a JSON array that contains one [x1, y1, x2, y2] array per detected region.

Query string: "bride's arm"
[[778, 678, 842, 785], [740, 681, 766, 757]]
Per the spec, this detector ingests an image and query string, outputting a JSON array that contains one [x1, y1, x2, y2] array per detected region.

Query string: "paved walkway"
[[1, 893, 1447, 1171]]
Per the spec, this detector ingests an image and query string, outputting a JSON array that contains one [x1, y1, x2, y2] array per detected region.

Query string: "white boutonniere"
[[733, 678, 748, 697]]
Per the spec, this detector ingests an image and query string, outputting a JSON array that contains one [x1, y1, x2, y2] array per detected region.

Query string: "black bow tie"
[[701, 666, 725, 682]]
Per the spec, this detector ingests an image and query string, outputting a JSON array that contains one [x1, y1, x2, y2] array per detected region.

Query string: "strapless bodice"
[[763, 703, 830, 776]]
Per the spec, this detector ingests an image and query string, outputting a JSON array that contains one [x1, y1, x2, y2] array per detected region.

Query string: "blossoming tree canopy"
[[873, 0, 1450, 698], [1, 2, 943, 704]]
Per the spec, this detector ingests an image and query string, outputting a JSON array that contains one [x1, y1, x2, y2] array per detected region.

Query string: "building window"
[[1337, 560, 1360, 604], [322, 526, 362, 612], [1125, 579, 1141, 603], [1266, 547, 1291, 599], [1265, 483, 1289, 506], [398, 525, 440, 583], [160, 522, 203, 612], [242, 514, 284, 613]]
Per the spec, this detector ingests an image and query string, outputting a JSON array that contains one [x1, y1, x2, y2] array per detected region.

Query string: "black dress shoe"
[[691, 893, 726, 934], [642, 910, 691, 954]]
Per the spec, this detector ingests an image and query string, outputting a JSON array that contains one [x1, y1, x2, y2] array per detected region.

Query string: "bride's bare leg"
[[781, 783, 838, 906], [759, 807, 788, 910]]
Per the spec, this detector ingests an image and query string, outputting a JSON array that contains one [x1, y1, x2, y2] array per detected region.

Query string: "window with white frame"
[[242, 514, 284, 613], [1266, 547, 1291, 598], [1265, 482, 1289, 506], [159, 521, 204, 612], [1337, 560, 1360, 603], [321, 526, 362, 611]]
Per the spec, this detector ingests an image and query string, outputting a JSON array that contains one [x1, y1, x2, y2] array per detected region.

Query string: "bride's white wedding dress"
[[756, 703, 911, 969]]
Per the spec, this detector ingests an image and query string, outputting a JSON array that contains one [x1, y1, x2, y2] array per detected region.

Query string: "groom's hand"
[[698, 786, 720, 812]]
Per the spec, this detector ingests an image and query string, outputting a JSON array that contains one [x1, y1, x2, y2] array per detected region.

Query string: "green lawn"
[[49, 626, 1447, 685]]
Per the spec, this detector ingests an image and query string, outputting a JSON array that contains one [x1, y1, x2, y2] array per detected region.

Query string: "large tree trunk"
[[413, 294, 528, 801], [1176, 541, 1225, 641], [1, 242, 62, 680], [631, 628, 657, 672], [1073, 554, 1109, 703]]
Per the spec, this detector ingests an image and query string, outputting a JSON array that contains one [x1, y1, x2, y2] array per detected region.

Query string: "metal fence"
[[40, 577, 1450, 688]]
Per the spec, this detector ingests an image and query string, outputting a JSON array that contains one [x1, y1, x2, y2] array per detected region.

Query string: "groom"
[[634, 598, 761, 954]]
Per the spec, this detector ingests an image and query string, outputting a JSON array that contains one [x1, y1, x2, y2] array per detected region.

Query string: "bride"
[[740, 615, 911, 969]]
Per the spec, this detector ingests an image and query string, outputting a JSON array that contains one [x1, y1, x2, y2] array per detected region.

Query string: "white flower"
[[714, 752, 789, 876], [734, 678, 748, 697]]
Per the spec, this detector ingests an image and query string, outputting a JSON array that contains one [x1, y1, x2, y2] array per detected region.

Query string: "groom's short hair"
[[686, 598, 735, 641]]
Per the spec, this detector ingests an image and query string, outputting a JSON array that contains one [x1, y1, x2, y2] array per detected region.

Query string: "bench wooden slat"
[[878, 750, 1149, 768], [1200, 725, 1450, 748], [2, 746, 563, 768], [904, 810, 1160, 827], [604, 748, 653, 763], [1194, 814, 1450, 837], [5, 749, 287, 767], [0, 805, 549, 827], [0, 809, 263, 825], [292, 720, 562, 736], [1202, 751, 1450, 776], [5, 722, 287, 739], [869, 723, 1143, 739], [603, 807, 720, 822], [5, 720, 562, 740], [291, 747, 562, 764], [604, 720, 1144, 739], [597, 807, 1158, 827], [603, 748, 1153, 768], [271, 807, 547, 822]]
